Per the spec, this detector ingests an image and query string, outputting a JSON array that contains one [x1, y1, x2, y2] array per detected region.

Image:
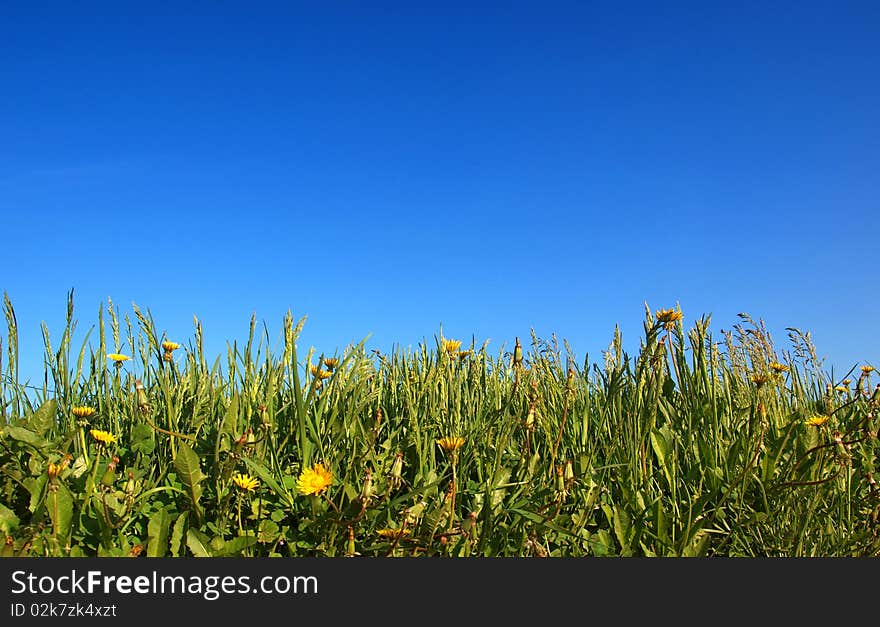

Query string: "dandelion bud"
[[555, 465, 565, 492], [1, 536, 14, 558], [563, 459, 574, 483], [390, 452, 403, 489], [135, 379, 149, 412], [124, 472, 136, 496], [346, 526, 356, 557], [101, 457, 118, 488], [513, 337, 523, 367], [360, 468, 374, 501]]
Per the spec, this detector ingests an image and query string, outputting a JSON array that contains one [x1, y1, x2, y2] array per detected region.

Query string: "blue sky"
[[2, 1, 878, 385]]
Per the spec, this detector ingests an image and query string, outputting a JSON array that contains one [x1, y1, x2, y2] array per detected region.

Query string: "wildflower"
[[107, 353, 130, 364], [769, 362, 790, 373], [47, 462, 62, 480], [805, 415, 829, 427], [376, 528, 408, 540], [90, 429, 118, 445], [296, 463, 333, 495], [655, 308, 683, 329], [835, 386, 847, 393], [862, 365, 875, 374], [323, 357, 340, 370], [842, 379, 852, 386], [162, 341, 180, 362], [751, 373, 769, 387], [442, 339, 462, 355], [232, 473, 260, 492], [436, 436, 465, 453], [309, 365, 332, 380], [72, 406, 96, 419], [457, 350, 471, 360]]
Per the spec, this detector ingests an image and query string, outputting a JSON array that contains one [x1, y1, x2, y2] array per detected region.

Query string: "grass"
[[1, 290, 878, 557]]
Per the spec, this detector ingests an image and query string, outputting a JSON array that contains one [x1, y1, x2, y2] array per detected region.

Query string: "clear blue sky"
[[2, 1, 878, 385]]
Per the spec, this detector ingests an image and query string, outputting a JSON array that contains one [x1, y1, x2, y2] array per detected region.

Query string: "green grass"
[[1, 291, 878, 557]]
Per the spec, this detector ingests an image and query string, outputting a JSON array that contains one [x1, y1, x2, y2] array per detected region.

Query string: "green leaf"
[[47, 482, 74, 550], [0, 503, 20, 534], [28, 399, 57, 436], [147, 508, 173, 557], [650, 427, 674, 486], [243, 458, 292, 507], [169, 513, 187, 557], [221, 394, 239, 437], [4, 426, 49, 449], [174, 442, 204, 524], [185, 528, 213, 557], [214, 535, 258, 556], [130, 423, 155, 455], [613, 506, 632, 556]]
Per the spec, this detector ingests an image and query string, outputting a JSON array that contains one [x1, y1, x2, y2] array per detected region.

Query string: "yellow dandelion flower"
[[751, 373, 769, 386], [90, 429, 118, 445], [161, 341, 180, 352], [769, 362, 790, 373], [296, 463, 333, 495], [842, 379, 852, 386], [47, 463, 62, 480], [805, 415, 829, 427], [861, 365, 875, 374], [72, 406, 96, 418], [442, 339, 462, 355], [107, 353, 130, 364], [309, 365, 332, 380], [457, 350, 471, 360], [835, 386, 847, 393], [437, 436, 465, 453], [323, 357, 340, 370], [655, 308, 683, 326], [231, 473, 259, 492], [376, 528, 408, 540]]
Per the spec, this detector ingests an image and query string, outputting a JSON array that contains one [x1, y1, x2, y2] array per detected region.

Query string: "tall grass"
[[1, 291, 877, 557]]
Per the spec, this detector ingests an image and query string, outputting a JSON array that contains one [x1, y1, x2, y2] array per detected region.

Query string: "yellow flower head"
[[323, 357, 340, 371], [751, 373, 769, 386], [805, 415, 829, 427], [309, 365, 332, 380], [72, 406, 96, 419], [457, 350, 471, 360], [835, 386, 847, 393], [90, 429, 118, 445], [162, 341, 180, 352], [107, 353, 130, 364], [442, 339, 462, 355], [297, 463, 333, 495], [655, 308, 683, 327], [861, 365, 875, 374], [769, 362, 790, 373], [376, 528, 408, 540], [47, 463, 62, 480], [232, 473, 259, 492], [842, 379, 852, 386], [437, 436, 465, 453]]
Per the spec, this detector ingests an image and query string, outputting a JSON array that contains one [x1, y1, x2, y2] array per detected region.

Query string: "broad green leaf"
[[130, 422, 155, 455], [28, 399, 57, 436], [185, 528, 213, 557], [213, 535, 258, 556], [174, 442, 204, 523], [244, 457, 292, 506], [613, 506, 632, 556], [0, 503, 20, 534], [147, 507, 173, 557], [169, 512, 187, 557], [4, 426, 48, 449]]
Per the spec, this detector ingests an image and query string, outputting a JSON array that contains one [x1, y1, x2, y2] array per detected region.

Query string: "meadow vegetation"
[[1, 291, 878, 557]]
